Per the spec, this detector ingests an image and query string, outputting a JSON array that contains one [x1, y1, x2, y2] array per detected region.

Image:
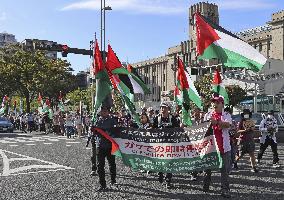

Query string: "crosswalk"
[[0, 134, 86, 147]]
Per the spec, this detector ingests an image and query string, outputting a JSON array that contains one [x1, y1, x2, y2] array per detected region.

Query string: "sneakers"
[[250, 167, 259, 173], [272, 163, 280, 168], [221, 191, 231, 198]]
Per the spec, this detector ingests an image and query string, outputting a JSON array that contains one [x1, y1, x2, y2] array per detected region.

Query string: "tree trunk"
[[25, 92, 30, 113]]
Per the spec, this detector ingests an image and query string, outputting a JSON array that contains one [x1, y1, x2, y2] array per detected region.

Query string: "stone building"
[[0, 32, 17, 47], [132, 2, 284, 108]]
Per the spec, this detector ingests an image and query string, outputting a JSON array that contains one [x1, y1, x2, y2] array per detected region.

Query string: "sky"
[[0, 0, 283, 73]]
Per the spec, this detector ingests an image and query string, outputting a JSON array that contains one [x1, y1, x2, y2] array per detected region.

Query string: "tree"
[[0, 44, 77, 112], [194, 74, 247, 111], [226, 85, 246, 109]]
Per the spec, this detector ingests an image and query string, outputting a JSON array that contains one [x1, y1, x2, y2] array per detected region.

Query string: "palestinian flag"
[[177, 58, 203, 110], [42, 98, 51, 113], [106, 45, 150, 95], [58, 91, 65, 112], [212, 69, 229, 105], [109, 71, 141, 125], [92, 40, 112, 122], [195, 12, 267, 72], [0, 95, 8, 115]]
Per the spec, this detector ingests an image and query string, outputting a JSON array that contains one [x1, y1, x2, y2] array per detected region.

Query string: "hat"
[[147, 107, 154, 112], [160, 102, 170, 108], [211, 96, 224, 104]]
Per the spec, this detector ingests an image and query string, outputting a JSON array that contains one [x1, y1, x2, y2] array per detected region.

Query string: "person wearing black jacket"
[[153, 103, 180, 189], [93, 106, 118, 191]]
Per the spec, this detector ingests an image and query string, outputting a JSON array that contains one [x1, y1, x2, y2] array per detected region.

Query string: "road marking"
[[43, 143, 52, 145], [25, 144, 36, 146], [66, 142, 81, 144], [9, 145, 18, 147], [0, 149, 74, 176], [66, 145, 71, 147]]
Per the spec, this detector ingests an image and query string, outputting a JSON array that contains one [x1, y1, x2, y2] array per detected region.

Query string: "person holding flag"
[[92, 105, 118, 191], [203, 96, 232, 198]]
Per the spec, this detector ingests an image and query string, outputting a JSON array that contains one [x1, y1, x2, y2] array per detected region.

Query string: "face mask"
[[267, 115, 273, 119], [244, 114, 250, 119]]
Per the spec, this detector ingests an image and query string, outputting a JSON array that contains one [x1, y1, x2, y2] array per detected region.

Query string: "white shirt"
[[259, 116, 278, 143], [206, 111, 232, 153]]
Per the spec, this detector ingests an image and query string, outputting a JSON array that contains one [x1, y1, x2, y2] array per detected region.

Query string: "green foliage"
[[226, 85, 247, 108], [65, 86, 95, 112], [112, 90, 124, 113], [194, 74, 247, 111], [0, 44, 77, 112]]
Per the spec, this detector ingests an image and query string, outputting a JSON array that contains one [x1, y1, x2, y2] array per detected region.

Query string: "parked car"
[[0, 117, 14, 133]]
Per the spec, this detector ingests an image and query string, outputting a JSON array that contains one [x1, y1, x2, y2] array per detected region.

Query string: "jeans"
[[204, 151, 231, 192]]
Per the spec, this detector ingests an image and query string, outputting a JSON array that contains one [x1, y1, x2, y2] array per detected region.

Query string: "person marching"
[[233, 109, 258, 173], [93, 105, 118, 191], [203, 97, 232, 198], [153, 102, 180, 189], [257, 110, 280, 168]]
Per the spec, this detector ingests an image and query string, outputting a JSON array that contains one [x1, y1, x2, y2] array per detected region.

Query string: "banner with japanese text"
[[93, 122, 223, 173]]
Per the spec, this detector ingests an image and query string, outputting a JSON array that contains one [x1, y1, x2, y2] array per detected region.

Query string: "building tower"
[[189, 2, 219, 41], [269, 10, 284, 60]]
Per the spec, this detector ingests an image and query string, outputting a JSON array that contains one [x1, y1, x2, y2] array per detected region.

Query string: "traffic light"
[[61, 44, 69, 57]]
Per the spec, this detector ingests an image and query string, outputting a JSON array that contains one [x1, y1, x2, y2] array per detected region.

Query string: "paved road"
[[0, 131, 283, 200]]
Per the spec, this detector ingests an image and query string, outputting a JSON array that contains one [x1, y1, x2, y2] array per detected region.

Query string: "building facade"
[[132, 2, 284, 109], [0, 32, 17, 47]]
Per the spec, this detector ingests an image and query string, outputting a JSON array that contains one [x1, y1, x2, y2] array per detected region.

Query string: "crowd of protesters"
[[2, 111, 92, 138], [88, 97, 281, 198], [1, 97, 281, 198]]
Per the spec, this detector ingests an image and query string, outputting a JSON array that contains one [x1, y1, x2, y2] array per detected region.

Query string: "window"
[[163, 74, 166, 82], [259, 43, 262, 52]]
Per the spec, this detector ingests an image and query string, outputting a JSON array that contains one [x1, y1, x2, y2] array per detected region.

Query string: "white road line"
[[0, 149, 74, 176], [43, 143, 52, 145], [25, 144, 36, 146], [66, 145, 71, 147], [9, 145, 18, 147], [66, 142, 81, 144]]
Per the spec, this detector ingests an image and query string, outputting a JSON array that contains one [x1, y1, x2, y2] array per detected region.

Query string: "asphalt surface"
[[0, 131, 283, 200]]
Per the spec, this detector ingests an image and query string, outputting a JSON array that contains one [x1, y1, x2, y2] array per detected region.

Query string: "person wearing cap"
[[153, 102, 180, 189], [92, 105, 118, 191], [203, 96, 232, 198], [233, 109, 258, 173], [257, 110, 280, 168], [147, 107, 155, 126]]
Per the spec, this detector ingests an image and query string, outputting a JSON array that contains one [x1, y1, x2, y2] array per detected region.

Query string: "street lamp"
[[101, 0, 112, 56]]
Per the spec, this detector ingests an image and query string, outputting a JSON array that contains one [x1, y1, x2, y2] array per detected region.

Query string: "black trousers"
[[158, 172, 172, 183], [257, 137, 279, 164], [97, 147, 116, 187]]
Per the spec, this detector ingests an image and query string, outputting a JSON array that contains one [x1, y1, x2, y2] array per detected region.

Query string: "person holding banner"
[[93, 105, 118, 191], [153, 102, 180, 189], [203, 96, 232, 198]]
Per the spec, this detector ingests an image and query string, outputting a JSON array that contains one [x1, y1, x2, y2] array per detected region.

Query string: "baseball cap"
[[160, 102, 170, 108], [211, 96, 224, 104]]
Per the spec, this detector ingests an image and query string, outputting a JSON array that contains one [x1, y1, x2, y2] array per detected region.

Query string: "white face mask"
[[244, 114, 250, 119], [267, 115, 273, 119]]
